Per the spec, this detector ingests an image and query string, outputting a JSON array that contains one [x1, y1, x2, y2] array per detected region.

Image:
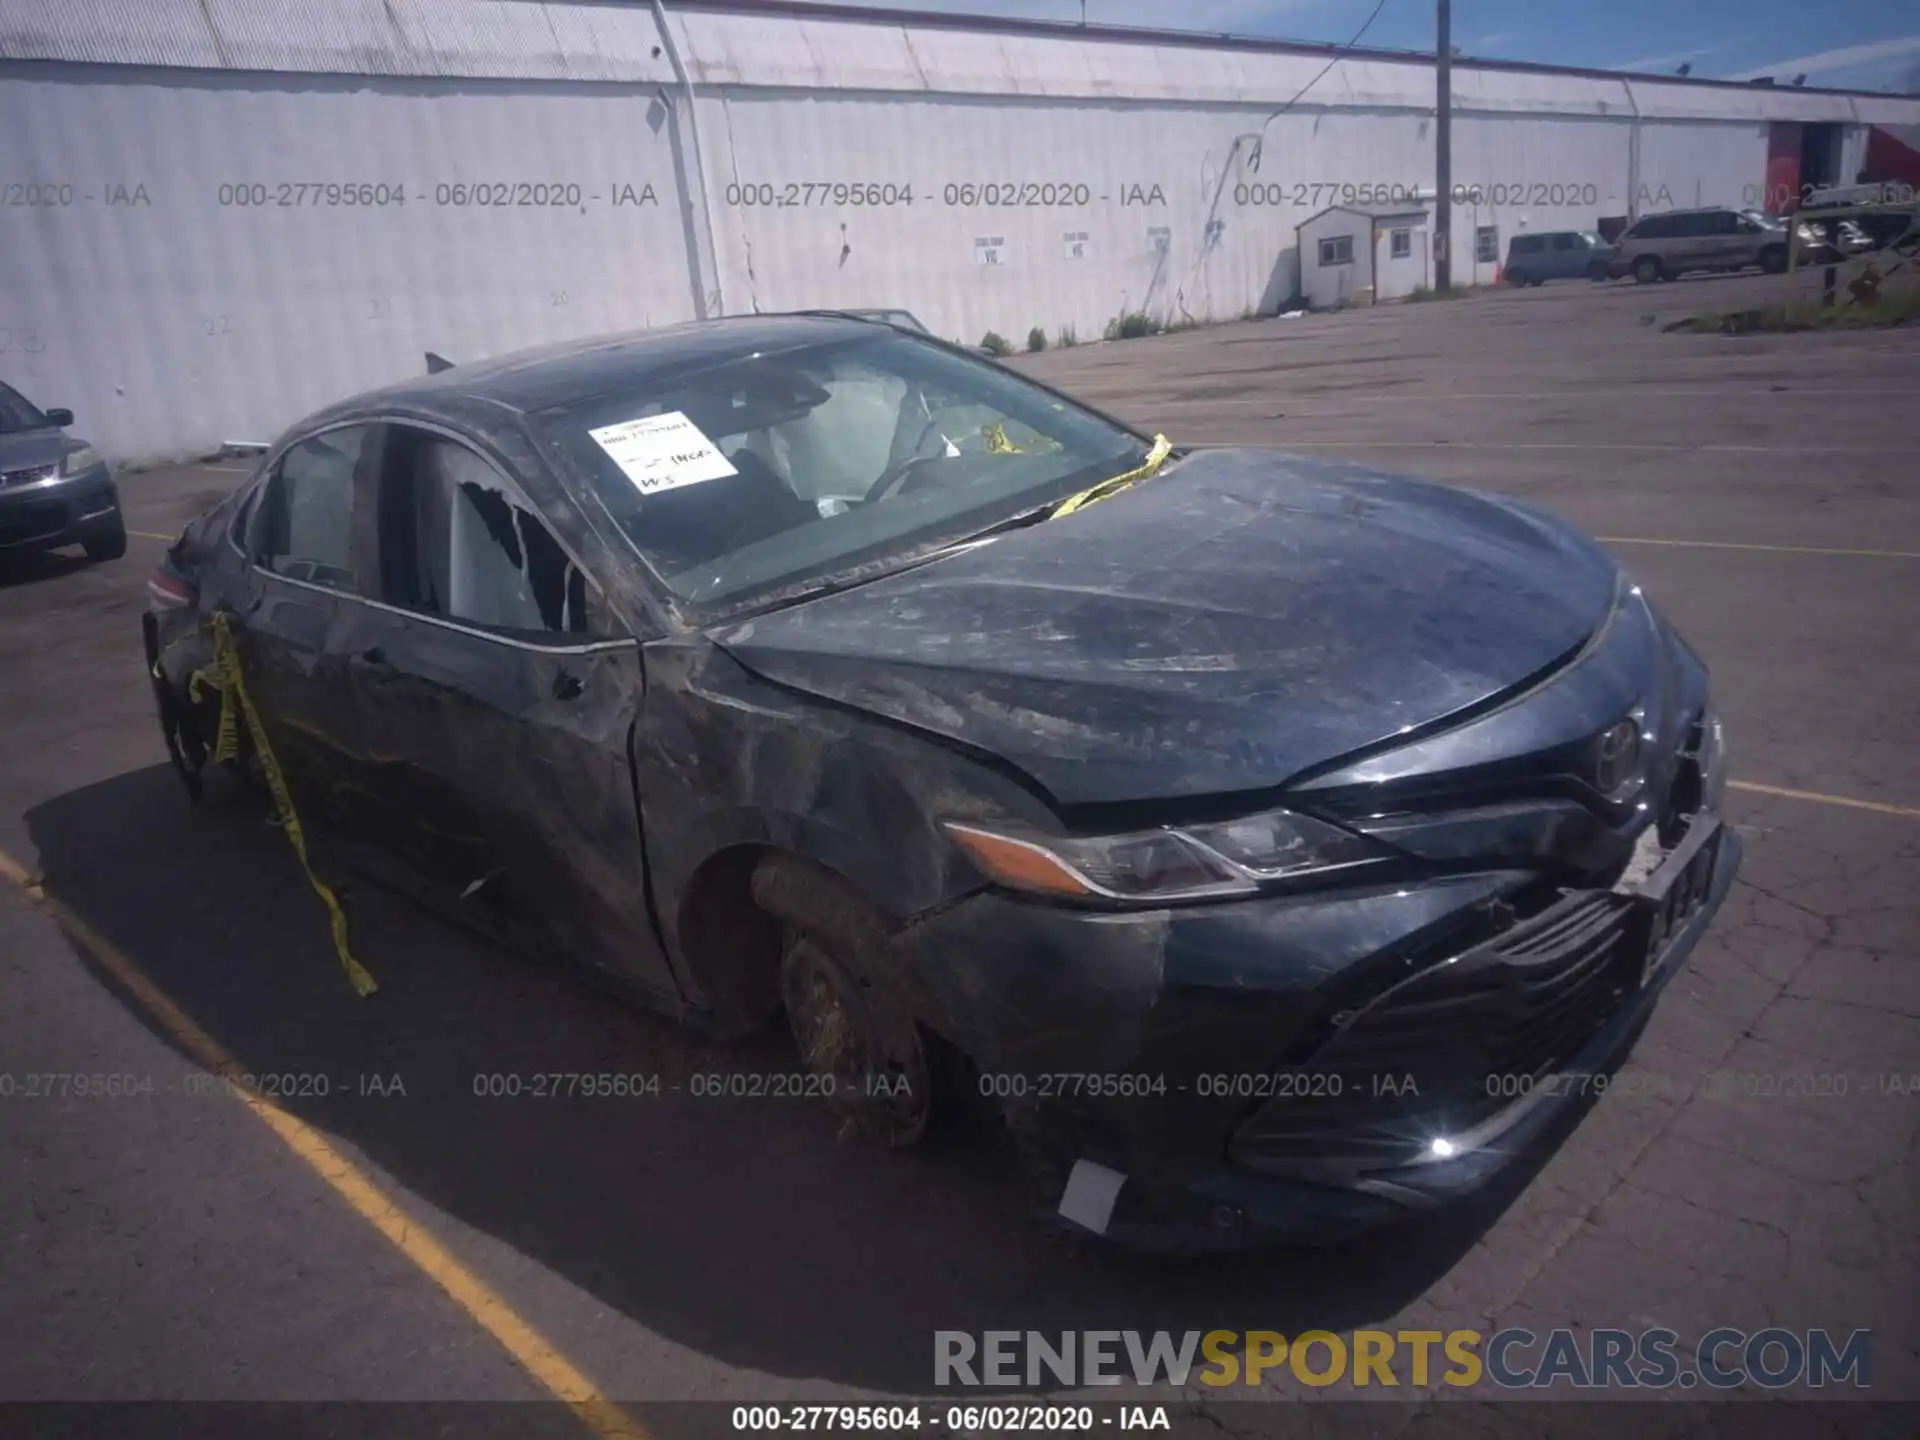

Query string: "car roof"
[[307, 312, 890, 427]]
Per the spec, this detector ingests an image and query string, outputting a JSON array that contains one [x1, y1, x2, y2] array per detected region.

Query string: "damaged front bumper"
[[897, 814, 1742, 1253]]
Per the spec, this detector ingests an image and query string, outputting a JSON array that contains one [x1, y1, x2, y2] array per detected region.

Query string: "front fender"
[[635, 635, 1047, 992]]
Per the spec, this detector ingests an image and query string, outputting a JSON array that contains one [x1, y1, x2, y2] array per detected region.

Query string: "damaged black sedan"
[[145, 313, 1739, 1250]]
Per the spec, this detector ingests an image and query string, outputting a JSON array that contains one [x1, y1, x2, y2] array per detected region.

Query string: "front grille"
[[1, 464, 57, 491], [1230, 890, 1640, 1174]]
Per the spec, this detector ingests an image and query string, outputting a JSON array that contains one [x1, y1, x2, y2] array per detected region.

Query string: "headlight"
[[61, 446, 101, 476], [943, 809, 1386, 903], [1698, 709, 1728, 814]]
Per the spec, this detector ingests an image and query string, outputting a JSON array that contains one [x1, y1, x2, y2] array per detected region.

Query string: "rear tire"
[[1633, 256, 1663, 284], [84, 521, 127, 562]]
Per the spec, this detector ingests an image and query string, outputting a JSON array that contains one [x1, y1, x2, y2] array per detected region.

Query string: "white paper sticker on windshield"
[[589, 411, 737, 496]]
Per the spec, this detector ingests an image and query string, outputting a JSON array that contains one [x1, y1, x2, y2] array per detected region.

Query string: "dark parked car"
[[0, 381, 126, 562], [145, 313, 1739, 1250], [844, 308, 933, 334], [1503, 230, 1615, 285]]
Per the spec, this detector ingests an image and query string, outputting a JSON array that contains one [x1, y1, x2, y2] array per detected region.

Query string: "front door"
[[339, 424, 677, 1002]]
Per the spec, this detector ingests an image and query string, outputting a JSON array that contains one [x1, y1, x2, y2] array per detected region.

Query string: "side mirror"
[[45, 408, 74, 427]]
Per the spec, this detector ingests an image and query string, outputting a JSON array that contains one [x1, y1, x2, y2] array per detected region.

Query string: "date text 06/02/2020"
[[718, 182, 1168, 208], [730, 1405, 1171, 1431]]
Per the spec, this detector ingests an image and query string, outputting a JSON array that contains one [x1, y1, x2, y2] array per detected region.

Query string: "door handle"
[[552, 670, 584, 701]]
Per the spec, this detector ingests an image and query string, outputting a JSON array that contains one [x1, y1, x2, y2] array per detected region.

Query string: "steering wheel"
[[864, 417, 959, 504]]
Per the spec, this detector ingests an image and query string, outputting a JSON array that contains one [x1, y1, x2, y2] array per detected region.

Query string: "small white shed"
[[1295, 205, 1432, 308]]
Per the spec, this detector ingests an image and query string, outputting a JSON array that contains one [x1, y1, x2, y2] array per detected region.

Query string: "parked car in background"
[[0, 381, 125, 563], [844, 308, 932, 335], [1504, 231, 1615, 285], [143, 312, 1738, 1251], [1610, 207, 1791, 282]]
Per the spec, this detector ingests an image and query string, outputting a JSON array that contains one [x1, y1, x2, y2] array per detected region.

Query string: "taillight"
[[147, 567, 196, 612]]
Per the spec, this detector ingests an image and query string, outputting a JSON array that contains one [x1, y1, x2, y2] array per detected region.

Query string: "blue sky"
[[790, 0, 1920, 93]]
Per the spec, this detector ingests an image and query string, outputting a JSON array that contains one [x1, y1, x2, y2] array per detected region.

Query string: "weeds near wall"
[[1103, 311, 1159, 341], [1406, 284, 1500, 303], [1664, 283, 1920, 334], [1056, 326, 1078, 348], [979, 331, 1012, 357], [1026, 327, 1048, 353]]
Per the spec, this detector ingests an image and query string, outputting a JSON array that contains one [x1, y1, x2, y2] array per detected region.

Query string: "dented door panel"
[[337, 598, 675, 1002]]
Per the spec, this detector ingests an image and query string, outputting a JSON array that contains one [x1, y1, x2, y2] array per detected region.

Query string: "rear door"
[[229, 424, 380, 836], [1673, 211, 1723, 271], [340, 422, 679, 1002]]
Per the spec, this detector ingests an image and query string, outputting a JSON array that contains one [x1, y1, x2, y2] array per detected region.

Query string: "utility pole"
[[1434, 0, 1453, 291]]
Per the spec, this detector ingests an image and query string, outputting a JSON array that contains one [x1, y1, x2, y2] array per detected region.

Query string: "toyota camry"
[[143, 312, 1739, 1250]]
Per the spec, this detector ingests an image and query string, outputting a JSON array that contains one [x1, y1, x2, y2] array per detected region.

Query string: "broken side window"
[[375, 429, 613, 639]]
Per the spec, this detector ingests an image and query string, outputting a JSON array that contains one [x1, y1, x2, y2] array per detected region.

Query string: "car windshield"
[[0, 381, 50, 434], [534, 330, 1151, 619]]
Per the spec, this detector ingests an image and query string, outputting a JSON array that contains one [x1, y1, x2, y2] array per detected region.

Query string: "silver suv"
[[1612, 207, 1790, 283]]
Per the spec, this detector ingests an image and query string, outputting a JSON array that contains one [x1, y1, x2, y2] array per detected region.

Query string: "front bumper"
[[0, 465, 122, 551], [897, 815, 1742, 1252]]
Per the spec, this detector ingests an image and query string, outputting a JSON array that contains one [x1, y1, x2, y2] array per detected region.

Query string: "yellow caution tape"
[[1050, 433, 1174, 519], [982, 421, 1061, 456], [203, 611, 378, 997]]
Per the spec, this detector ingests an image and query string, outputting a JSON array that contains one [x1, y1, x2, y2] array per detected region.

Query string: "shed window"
[[1389, 227, 1412, 259], [1318, 234, 1354, 266], [1475, 226, 1500, 263]]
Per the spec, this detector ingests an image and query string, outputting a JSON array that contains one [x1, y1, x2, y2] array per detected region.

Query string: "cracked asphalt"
[[1, 271, 1914, 1435]]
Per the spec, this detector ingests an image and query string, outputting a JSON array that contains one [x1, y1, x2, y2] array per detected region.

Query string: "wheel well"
[[678, 844, 961, 1051], [675, 844, 786, 1037]]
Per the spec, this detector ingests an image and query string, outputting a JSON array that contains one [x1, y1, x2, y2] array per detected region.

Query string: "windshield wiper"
[[932, 501, 1058, 553]]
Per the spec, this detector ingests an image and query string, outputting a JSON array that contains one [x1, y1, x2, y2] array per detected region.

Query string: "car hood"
[[711, 449, 1621, 809], [0, 428, 81, 472]]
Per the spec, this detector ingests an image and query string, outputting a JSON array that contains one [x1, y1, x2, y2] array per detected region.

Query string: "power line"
[[1247, 0, 1394, 172]]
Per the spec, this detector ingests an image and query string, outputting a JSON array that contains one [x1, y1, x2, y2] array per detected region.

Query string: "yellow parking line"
[[130, 529, 176, 541], [1728, 781, 1920, 818], [1600, 536, 1920, 560], [0, 845, 649, 1440]]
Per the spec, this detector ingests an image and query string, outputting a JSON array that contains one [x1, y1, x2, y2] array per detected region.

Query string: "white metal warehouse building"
[[5, 0, 1920, 462]]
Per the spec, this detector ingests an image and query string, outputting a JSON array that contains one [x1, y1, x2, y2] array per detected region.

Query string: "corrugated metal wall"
[[5, 0, 1918, 462]]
